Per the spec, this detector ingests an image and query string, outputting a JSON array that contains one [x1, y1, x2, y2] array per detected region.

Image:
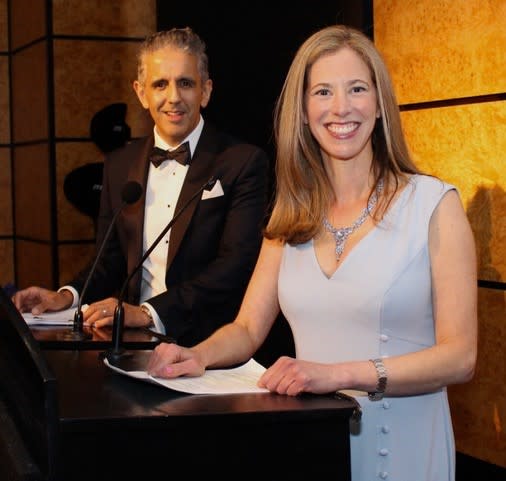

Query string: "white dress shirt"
[[140, 116, 204, 332], [63, 116, 205, 335]]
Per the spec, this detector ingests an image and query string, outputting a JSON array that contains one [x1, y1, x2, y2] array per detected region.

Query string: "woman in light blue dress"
[[147, 25, 478, 481]]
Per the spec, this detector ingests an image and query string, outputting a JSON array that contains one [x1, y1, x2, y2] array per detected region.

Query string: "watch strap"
[[368, 358, 387, 401]]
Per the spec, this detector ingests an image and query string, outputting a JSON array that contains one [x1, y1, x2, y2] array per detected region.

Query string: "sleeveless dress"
[[278, 175, 457, 481]]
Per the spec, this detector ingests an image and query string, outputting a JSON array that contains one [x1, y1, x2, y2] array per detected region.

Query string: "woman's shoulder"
[[387, 174, 459, 222], [408, 174, 456, 198]]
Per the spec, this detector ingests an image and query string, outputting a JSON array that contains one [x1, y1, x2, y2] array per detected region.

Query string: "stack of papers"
[[22, 307, 80, 326], [105, 355, 270, 395]]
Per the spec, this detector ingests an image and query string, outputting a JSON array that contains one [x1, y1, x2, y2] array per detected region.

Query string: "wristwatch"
[[140, 305, 155, 328], [368, 358, 387, 401]]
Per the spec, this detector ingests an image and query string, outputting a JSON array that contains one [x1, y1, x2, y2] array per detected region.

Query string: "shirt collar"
[[153, 115, 204, 160]]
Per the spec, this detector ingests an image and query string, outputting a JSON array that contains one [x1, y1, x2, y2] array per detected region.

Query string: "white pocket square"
[[201, 179, 224, 200]]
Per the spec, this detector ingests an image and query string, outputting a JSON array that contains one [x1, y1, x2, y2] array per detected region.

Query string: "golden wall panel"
[[0, 148, 12, 235], [0, 56, 9, 143], [15, 240, 52, 289], [11, 42, 48, 142], [0, 239, 14, 285], [9, 0, 46, 50], [52, 0, 156, 37], [0, 0, 7, 51], [53, 39, 152, 139], [374, 0, 506, 104], [14, 144, 51, 240], [449, 287, 506, 467], [400, 102, 506, 282], [58, 243, 95, 286], [56, 142, 100, 241]]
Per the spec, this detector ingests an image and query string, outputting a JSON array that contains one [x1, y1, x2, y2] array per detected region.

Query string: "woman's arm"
[[147, 238, 284, 378], [376, 189, 477, 395]]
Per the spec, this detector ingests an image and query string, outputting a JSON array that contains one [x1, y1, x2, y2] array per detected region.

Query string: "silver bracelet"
[[368, 358, 387, 401]]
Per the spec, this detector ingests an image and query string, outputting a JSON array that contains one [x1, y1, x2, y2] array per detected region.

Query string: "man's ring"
[[102, 309, 107, 316]]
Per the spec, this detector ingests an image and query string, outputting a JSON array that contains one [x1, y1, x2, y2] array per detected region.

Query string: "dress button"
[[381, 425, 390, 433], [382, 400, 391, 409], [379, 471, 389, 479], [380, 334, 389, 342], [379, 448, 389, 456]]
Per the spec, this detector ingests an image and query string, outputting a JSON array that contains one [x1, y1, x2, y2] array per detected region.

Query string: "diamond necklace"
[[323, 179, 384, 261]]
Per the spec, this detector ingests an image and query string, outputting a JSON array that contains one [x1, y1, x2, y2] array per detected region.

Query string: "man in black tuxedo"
[[13, 27, 269, 346]]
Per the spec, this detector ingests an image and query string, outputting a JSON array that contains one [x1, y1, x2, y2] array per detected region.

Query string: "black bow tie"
[[149, 141, 190, 167]]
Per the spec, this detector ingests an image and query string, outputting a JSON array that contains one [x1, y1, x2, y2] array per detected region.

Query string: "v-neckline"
[[312, 224, 379, 279], [312, 177, 415, 279]]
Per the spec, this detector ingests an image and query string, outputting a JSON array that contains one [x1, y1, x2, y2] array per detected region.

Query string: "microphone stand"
[[104, 176, 217, 363], [59, 181, 143, 341], [59, 206, 125, 341]]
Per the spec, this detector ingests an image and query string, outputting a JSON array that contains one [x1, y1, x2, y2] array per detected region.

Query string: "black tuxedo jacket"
[[71, 122, 270, 346]]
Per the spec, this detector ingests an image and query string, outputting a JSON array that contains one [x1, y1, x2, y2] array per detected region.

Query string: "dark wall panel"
[[157, 1, 372, 159]]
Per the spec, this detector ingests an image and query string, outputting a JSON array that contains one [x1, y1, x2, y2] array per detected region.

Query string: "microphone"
[[104, 174, 218, 362], [60, 180, 143, 341]]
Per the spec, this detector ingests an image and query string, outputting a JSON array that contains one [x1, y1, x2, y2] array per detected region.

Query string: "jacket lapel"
[[166, 124, 221, 269], [124, 137, 153, 301]]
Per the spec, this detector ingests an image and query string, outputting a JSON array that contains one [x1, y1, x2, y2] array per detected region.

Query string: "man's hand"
[[12, 286, 73, 315], [83, 299, 152, 329]]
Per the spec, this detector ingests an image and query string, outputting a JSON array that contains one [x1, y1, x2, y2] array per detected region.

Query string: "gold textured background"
[[52, 0, 155, 38], [0, 0, 6, 52], [50, 1, 155, 285], [0, 0, 12, 286], [0, 56, 8, 144], [375, 0, 506, 102], [53, 39, 151, 139], [9, 0, 45, 51], [375, 0, 506, 468], [5, 0, 155, 289], [401, 102, 506, 281]]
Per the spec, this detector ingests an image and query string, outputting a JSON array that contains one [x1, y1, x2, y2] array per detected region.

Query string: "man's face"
[[134, 45, 212, 145]]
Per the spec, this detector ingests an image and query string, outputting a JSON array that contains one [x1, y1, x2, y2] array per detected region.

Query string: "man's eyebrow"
[[149, 77, 167, 86], [178, 76, 197, 84]]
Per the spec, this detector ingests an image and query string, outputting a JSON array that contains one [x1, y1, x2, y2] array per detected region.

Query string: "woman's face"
[[305, 47, 380, 164]]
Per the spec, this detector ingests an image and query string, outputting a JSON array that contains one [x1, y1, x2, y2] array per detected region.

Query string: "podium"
[[0, 287, 60, 480], [49, 350, 354, 480], [0, 287, 355, 480]]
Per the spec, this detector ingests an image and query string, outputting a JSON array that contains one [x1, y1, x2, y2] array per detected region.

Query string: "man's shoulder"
[[202, 123, 268, 160], [105, 136, 152, 162]]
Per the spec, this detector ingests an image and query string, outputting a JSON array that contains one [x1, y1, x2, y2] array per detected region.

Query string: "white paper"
[[104, 357, 269, 395], [22, 306, 87, 326]]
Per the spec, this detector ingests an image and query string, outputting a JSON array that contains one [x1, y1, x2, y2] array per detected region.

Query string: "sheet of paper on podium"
[[22, 308, 75, 326], [104, 353, 269, 394], [22, 306, 88, 326]]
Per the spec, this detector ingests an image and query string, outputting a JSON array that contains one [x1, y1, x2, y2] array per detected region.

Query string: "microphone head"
[[121, 181, 143, 204]]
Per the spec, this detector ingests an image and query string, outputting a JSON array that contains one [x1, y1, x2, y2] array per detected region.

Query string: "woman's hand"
[[258, 356, 340, 396], [146, 342, 206, 379]]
